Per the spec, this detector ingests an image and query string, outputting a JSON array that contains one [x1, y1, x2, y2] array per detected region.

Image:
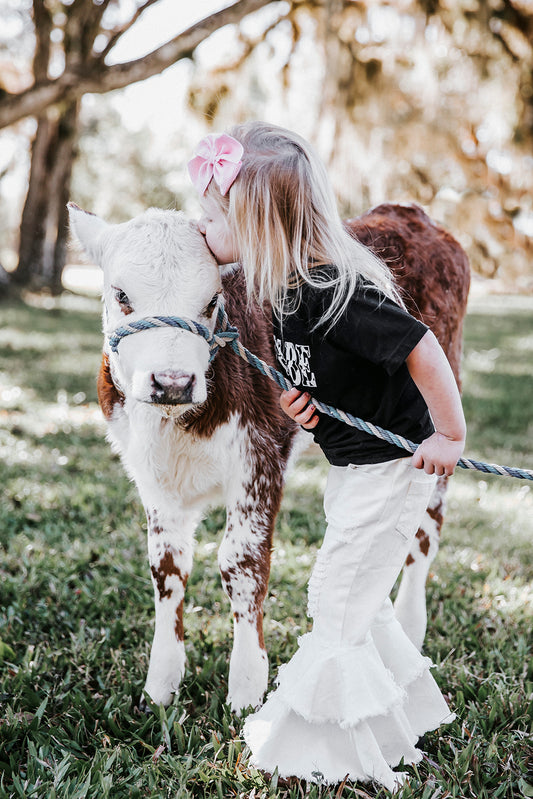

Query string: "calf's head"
[[68, 205, 222, 417]]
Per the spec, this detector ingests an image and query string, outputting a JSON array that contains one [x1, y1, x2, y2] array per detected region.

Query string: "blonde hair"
[[204, 121, 402, 328]]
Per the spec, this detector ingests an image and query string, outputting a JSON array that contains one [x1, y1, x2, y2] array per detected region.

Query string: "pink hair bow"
[[188, 133, 244, 196]]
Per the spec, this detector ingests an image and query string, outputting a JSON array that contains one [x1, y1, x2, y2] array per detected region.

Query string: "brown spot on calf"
[[175, 601, 185, 641], [97, 353, 124, 420], [427, 503, 444, 529], [151, 548, 186, 601], [147, 509, 164, 536], [346, 204, 469, 389], [416, 528, 431, 557]]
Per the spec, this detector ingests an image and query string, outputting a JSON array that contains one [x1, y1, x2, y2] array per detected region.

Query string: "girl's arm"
[[406, 329, 466, 476]]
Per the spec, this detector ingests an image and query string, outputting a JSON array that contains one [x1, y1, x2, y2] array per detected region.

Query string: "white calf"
[[69, 204, 297, 711]]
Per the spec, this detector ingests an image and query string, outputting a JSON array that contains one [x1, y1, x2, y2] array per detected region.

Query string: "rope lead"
[[108, 303, 533, 482]]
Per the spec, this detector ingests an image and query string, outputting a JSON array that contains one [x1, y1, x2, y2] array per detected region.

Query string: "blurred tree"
[[71, 99, 181, 222], [187, 0, 533, 286], [420, 0, 533, 140], [1, 0, 532, 294], [0, 0, 274, 294]]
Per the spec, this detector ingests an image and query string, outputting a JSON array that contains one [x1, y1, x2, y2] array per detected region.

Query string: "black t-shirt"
[[272, 276, 435, 466]]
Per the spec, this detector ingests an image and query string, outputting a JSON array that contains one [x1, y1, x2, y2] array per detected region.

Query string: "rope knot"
[[213, 326, 239, 347], [208, 324, 238, 360]]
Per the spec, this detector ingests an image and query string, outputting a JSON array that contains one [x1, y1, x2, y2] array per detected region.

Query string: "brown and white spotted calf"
[[69, 204, 297, 712], [68, 201, 469, 712]]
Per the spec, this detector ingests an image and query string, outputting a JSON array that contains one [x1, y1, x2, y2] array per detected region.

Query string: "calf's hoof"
[[140, 680, 176, 711], [227, 677, 267, 715], [138, 692, 163, 715], [227, 647, 268, 715]]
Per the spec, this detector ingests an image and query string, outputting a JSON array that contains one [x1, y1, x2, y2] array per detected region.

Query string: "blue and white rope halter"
[[108, 304, 239, 362], [108, 301, 533, 482]]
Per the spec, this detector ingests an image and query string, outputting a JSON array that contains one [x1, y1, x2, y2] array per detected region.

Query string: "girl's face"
[[198, 195, 238, 265]]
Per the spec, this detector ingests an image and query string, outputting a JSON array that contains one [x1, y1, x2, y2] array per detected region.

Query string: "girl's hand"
[[406, 330, 466, 477], [411, 431, 465, 477], [279, 387, 319, 429]]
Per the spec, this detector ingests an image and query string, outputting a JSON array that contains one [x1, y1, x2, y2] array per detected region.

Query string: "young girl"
[[188, 122, 465, 790]]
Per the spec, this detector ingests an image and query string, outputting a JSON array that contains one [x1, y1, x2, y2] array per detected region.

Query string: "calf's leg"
[[393, 476, 447, 650], [143, 507, 198, 707], [218, 503, 275, 714]]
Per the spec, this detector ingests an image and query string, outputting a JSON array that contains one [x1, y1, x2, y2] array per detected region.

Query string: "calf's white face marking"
[[69, 206, 222, 418]]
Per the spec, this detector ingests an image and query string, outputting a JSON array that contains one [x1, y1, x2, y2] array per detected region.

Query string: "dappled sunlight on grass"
[[284, 455, 328, 493], [445, 475, 532, 568], [0, 296, 103, 408], [440, 472, 532, 632], [0, 325, 98, 354], [0, 293, 532, 798], [1, 401, 104, 452], [461, 294, 533, 463], [478, 575, 532, 617], [449, 477, 532, 540]]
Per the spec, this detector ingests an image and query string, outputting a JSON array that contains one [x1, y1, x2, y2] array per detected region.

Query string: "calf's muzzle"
[[151, 371, 196, 405]]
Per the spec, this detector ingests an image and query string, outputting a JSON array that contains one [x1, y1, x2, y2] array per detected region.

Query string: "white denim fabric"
[[308, 458, 437, 642], [243, 458, 455, 791]]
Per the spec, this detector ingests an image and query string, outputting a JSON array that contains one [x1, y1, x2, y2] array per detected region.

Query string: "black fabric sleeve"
[[326, 284, 429, 374]]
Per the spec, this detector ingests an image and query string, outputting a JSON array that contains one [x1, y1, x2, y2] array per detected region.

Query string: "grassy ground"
[[0, 290, 531, 799]]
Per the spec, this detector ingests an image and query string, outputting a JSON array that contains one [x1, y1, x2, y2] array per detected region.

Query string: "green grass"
[[0, 290, 532, 799]]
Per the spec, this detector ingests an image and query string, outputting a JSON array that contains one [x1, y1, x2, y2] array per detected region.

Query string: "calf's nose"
[[151, 371, 196, 405]]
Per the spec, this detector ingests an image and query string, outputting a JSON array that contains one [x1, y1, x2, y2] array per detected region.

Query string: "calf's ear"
[[67, 202, 109, 266]]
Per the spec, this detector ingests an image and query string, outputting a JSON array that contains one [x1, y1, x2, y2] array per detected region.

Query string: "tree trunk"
[[13, 99, 79, 294], [0, 262, 11, 300]]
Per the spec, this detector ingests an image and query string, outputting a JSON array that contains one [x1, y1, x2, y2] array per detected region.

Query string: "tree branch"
[[0, 0, 273, 130], [96, 0, 162, 62], [32, 0, 53, 82], [210, 7, 292, 77]]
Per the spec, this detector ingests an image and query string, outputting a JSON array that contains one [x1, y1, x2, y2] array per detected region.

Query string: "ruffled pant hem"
[[242, 629, 455, 792], [243, 462, 454, 791]]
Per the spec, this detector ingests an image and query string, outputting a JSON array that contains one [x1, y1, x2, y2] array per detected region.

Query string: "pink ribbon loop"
[[188, 133, 244, 196]]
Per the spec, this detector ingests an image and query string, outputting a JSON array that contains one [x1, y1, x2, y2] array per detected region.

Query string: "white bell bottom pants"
[[243, 457, 455, 790], [308, 457, 437, 644]]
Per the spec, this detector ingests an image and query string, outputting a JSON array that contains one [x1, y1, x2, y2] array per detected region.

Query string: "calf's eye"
[[203, 293, 219, 318], [113, 287, 133, 315]]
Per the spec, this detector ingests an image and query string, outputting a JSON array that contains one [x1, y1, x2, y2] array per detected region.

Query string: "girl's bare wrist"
[[436, 426, 466, 444]]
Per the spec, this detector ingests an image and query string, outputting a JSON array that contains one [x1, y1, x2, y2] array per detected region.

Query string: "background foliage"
[[0, 0, 532, 290]]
